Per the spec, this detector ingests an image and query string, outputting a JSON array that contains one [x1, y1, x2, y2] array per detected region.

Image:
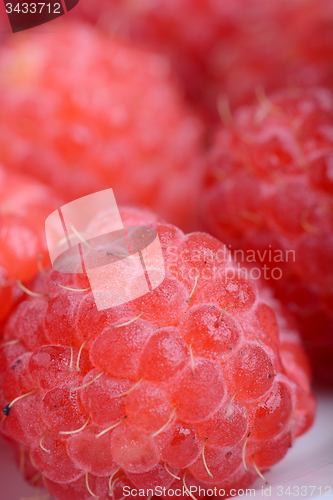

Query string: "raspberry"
[[41, 384, 90, 435], [31, 432, 83, 483], [0, 207, 315, 499], [0, 3, 8, 40], [0, 266, 13, 323], [67, 423, 117, 476], [0, 163, 61, 325], [156, 421, 201, 469], [195, 400, 247, 447], [180, 304, 241, 359], [138, 328, 189, 382], [90, 319, 155, 379], [0, 22, 203, 231], [77, 371, 128, 426], [29, 345, 90, 391], [250, 382, 293, 440], [201, 87, 333, 382], [125, 381, 173, 434], [1, 390, 47, 448], [71, 0, 333, 114]]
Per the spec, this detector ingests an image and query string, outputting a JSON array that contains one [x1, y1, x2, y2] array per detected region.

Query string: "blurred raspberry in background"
[[0, 164, 62, 325], [69, 0, 333, 115], [0, 22, 204, 231], [201, 87, 333, 383]]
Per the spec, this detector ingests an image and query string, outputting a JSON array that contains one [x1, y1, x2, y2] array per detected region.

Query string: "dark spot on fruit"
[[227, 451, 232, 456], [12, 359, 22, 370], [3, 405, 11, 416]]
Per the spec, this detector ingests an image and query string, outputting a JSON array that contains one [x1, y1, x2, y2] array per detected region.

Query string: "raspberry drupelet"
[[0, 22, 203, 231], [201, 87, 333, 383], [0, 207, 315, 499], [0, 163, 62, 326]]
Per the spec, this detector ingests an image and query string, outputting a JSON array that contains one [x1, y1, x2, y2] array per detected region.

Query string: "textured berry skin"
[[201, 87, 333, 383], [0, 207, 314, 499], [71, 0, 333, 114], [0, 22, 203, 231], [0, 163, 61, 325]]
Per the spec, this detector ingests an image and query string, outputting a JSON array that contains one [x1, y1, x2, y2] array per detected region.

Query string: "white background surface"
[[0, 388, 332, 500]]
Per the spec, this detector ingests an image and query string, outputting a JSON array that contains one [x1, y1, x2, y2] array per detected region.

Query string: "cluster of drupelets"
[[202, 87, 333, 383], [0, 212, 315, 499]]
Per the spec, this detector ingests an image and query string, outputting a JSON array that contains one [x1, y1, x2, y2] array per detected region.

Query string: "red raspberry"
[[0, 163, 61, 325], [0, 22, 203, 230], [201, 87, 333, 383], [0, 207, 314, 499], [71, 0, 333, 113], [0, 2, 9, 37]]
